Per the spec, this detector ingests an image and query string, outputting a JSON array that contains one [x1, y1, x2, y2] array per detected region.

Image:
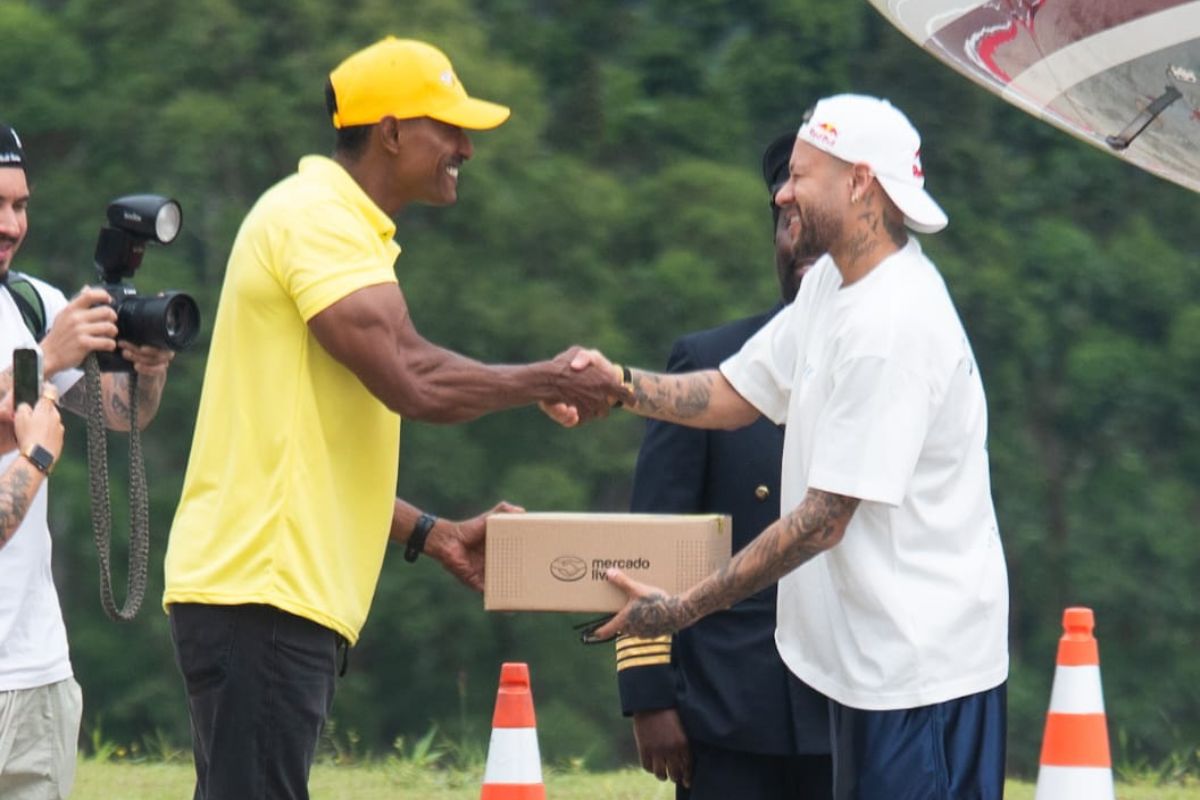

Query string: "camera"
[[93, 194, 200, 372]]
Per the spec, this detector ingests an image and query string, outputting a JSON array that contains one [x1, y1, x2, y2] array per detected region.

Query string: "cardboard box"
[[485, 512, 732, 612]]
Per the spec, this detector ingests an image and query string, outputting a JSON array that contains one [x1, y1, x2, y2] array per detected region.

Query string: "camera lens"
[[165, 300, 185, 339], [160, 293, 199, 347], [116, 291, 200, 351]]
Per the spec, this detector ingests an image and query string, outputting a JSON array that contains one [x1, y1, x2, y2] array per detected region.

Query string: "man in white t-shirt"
[[565, 96, 1008, 799], [0, 122, 176, 799]]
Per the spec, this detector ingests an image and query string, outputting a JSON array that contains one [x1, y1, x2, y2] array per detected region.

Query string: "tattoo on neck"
[[848, 191, 884, 262], [846, 190, 909, 265], [859, 189, 882, 234], [858, 209, 879, 234], [846, 229, 872, 263]]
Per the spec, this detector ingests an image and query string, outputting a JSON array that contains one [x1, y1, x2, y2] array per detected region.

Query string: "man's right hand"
[[632, 708, 692, 787], [543, 346, 631, 425], [39, 287, 118, 375]]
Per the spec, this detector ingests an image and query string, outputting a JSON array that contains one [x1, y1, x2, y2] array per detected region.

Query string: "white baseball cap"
[[797, 94, 948, 234]]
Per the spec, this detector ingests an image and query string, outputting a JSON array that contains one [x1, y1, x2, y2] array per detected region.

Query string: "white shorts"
[[0, 678, 83, 800]]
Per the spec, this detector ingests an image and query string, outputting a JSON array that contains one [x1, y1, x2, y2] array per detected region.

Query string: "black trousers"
[[169, 603, 340, 800], [678, 740, 833, 800]]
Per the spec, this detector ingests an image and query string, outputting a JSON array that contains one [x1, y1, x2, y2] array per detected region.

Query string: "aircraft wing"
[[868, 0, 1200, 193]]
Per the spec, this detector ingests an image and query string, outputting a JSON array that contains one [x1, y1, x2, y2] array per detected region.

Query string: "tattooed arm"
[[624, 367, 760, 430], [0, 393, 64, 547], [592, 488, 861, 640], [98, 370, 167, 431], [0, 460, 46, 547], [57, 373, 152, 430], [57, 343, 172, 431], [543, 349, 759, 430]]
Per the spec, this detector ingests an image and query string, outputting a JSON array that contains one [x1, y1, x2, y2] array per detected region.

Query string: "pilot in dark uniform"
[[615, 133, 833, 799]]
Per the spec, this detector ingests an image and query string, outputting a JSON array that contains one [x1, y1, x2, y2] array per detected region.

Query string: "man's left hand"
[[424, 501, 525, 591], [118, 341, 174, 380]]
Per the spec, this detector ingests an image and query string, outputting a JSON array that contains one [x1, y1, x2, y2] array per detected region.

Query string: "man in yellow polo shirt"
[[164, 38, 622, 800]]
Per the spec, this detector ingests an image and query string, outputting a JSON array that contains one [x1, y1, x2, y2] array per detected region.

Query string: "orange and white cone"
[[1034, 607, 1115, 799], [481, 662, 546, 800]]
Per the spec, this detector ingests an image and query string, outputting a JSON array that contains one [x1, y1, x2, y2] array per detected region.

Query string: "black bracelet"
[[404, 513, 438, 563]]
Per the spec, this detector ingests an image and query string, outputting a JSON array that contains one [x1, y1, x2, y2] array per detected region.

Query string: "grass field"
[[72, 761, 1200, 799]]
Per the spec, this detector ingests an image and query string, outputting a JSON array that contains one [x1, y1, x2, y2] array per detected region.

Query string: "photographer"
[[0, 122, 175, 796]]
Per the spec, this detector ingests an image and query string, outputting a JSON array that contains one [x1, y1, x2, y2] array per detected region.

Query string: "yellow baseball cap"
[[328, 37, 511, 130]]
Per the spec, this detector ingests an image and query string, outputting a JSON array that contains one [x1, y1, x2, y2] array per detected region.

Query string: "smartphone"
[[13, 347, 43, 409]]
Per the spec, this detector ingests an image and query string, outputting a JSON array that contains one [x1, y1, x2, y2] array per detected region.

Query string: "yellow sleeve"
[[277, 202, 399, 322]]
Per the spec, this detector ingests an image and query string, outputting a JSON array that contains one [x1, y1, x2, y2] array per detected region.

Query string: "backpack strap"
[[1, 271, 48, 342]]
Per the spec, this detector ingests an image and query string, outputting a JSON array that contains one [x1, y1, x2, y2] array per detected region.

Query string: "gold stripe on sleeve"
[[617, 653, 672, 670]]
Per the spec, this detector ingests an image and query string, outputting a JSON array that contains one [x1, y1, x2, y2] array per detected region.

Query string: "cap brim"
[[876, 175, 948, 234], [429, 97, 511, 131]]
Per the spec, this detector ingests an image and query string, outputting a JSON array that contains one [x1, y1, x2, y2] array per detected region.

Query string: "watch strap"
[[613, 364, 634, 408], [404, 513, 438, 563]]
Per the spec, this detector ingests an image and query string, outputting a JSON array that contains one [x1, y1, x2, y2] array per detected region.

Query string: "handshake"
[[541, 347, 631, 427]]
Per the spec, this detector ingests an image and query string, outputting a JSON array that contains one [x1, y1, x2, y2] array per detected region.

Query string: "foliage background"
[[3, 0, 1199, 776]]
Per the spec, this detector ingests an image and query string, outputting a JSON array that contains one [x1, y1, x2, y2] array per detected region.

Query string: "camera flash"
[[155, 201, 182, 244]]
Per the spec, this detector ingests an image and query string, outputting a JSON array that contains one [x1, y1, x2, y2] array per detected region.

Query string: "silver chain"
[[84, 353, 150, 622]]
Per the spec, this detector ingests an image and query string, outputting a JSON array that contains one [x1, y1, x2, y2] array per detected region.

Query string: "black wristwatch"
[[404, 513, 438, 563], [613, 364, 634, 408], [22, 444, 55, 475]]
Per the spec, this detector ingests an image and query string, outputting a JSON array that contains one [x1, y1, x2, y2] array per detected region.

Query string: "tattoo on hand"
[[623, 594, 689, 638]]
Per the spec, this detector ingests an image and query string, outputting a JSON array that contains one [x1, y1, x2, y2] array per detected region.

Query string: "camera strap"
[[83, 354, 150, 622]]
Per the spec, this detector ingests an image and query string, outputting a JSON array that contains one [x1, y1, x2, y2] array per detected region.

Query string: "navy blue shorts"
[[795, 677, 1006, 800]]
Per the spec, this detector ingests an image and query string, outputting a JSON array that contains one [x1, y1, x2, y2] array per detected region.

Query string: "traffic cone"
[[1034, 607, 1115, 799], [480, 662, 546, 800]]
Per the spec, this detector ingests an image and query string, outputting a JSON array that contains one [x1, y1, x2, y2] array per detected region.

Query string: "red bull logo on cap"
[[805, 120, 839, 149], [912, 149, 924, 179]]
